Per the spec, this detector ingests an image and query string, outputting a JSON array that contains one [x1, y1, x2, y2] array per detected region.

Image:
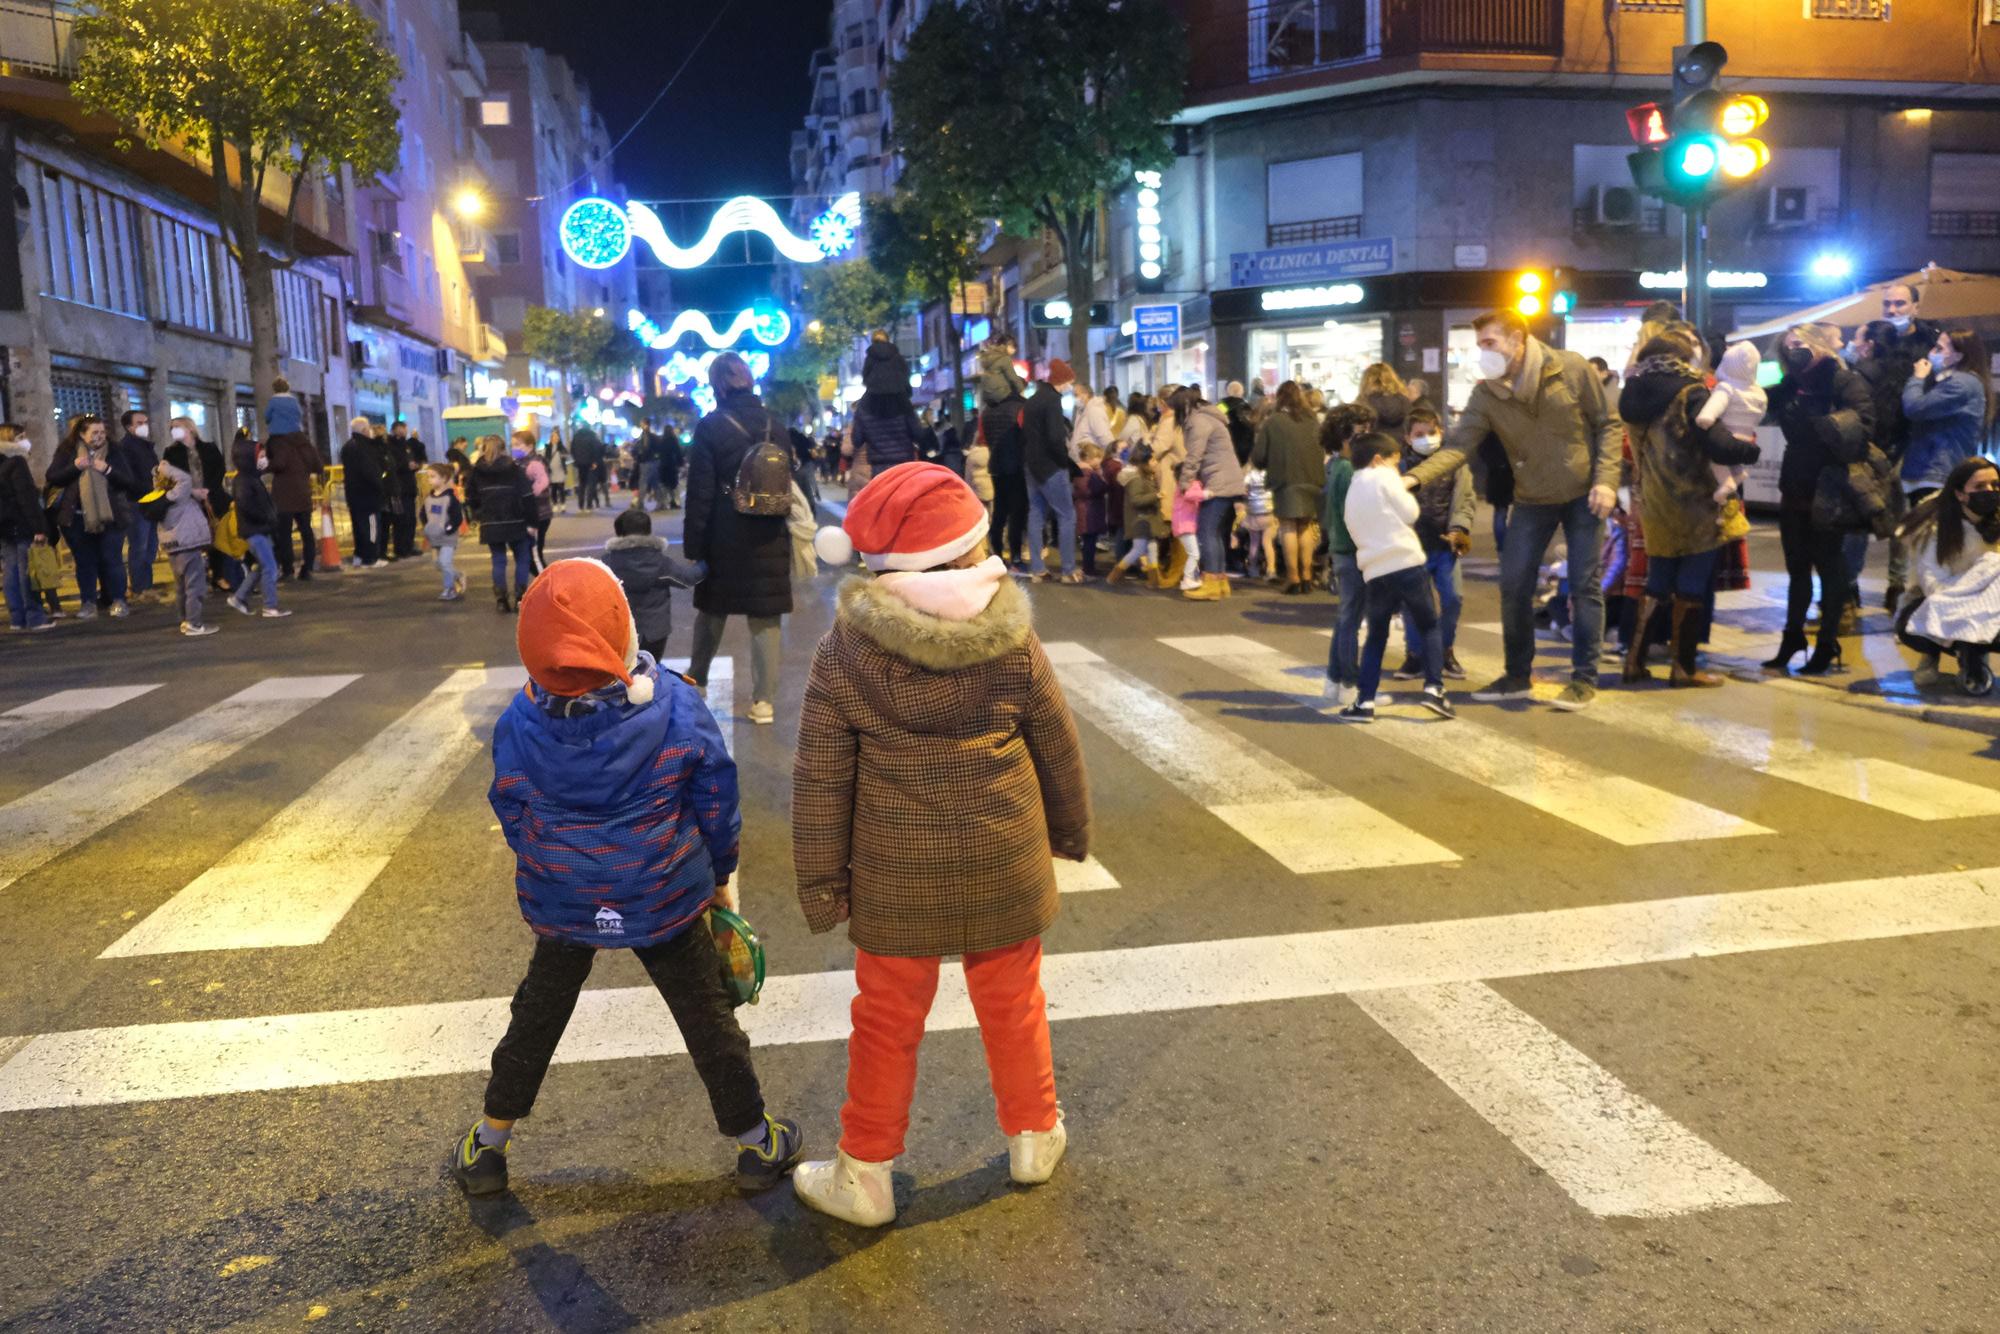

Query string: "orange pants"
[[841, 938, 1058, 1162]]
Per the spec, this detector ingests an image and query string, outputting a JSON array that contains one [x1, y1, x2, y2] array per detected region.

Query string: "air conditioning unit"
[[1592, 185, 1641, 228], [1766, 186, 1811, 227]]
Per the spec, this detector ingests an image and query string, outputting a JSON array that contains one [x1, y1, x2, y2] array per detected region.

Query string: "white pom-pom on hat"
[[626, 673, 655, 705], [814, 524, 855, 567]]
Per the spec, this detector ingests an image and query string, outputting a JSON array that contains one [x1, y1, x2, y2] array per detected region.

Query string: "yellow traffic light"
[[1719, 138, 1770, 180], [1513, 270, 1548, 317], [1515, 271, 1544, 295], [1516, 294, 1544, 317], [1720, 94, 1768, 137]]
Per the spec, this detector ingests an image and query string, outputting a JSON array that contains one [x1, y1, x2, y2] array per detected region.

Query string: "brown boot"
[[1107, 563, 1127, 585], [1183, 573, 1224, 601], [1622, 596, 1660, 683], [1669, 595, 1724, 688]]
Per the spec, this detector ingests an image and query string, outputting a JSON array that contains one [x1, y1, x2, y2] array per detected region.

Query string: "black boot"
[[1797, 634, 1844, 676], [1761, 629, 1809, 673], [495, 589, 511, 614], [1622, 596, 1661, 683]]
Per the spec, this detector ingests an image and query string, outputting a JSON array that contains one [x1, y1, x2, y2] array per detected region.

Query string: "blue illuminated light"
[[1809, 253, 1854, 282], [559, 197, 632, 270], [624, 192, 860, 270], [628, 305, 792, 350]]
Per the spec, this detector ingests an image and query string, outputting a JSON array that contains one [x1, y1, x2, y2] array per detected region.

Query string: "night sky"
[[467, 0, 837, 310]]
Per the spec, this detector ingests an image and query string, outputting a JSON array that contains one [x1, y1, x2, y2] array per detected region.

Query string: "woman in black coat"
[[1765, 323, 1876, 675], [466, 435, 536, 613], [228, 433, 289, 616], [682, 354, 792, 723]]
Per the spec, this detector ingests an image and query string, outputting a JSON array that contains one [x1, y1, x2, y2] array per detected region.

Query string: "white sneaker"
[[180, 622, 218, 638], [1008, 1108, 1067, 1185], [108, 600, 130, 618], [260, 607, 292, 619], [748, 700, 775, 725], [792, 1150, 895, 1227], [228, 594, 251, 616], [1321, 679, 1355, 708]]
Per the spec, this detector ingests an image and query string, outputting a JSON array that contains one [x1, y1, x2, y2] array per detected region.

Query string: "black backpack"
[[721, 411, 794, 517]]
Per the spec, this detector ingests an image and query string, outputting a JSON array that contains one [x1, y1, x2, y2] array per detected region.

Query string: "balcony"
[[1184, 0, 1564, 102], [449, 33, 486, 97], [0, 0, 76, 78]]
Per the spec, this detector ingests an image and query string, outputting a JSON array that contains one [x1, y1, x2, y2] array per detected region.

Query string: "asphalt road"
[[0, 499, 1996, 1333]]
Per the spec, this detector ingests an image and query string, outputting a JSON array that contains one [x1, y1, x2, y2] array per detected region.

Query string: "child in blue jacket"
[[449, 557, 804, 1197]]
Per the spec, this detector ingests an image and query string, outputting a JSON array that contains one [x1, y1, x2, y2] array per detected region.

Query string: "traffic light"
[[1511, 269, 1576, 320], [1627, 42, 1770, 207]]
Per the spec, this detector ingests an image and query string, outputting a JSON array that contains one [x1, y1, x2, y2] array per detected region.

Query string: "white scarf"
[[875, 555, 1006, 622]]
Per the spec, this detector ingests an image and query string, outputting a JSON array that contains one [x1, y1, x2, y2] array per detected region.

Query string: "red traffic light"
[[1626, 101, 1669, 146]]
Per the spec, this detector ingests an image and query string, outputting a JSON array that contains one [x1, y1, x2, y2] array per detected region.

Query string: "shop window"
[[1266, 152, 1362, 247], [1928, 152, 2000, 238], [1248, 318, 1384, 405]]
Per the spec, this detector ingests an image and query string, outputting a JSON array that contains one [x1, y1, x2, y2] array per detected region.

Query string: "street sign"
[[1133, 304, 1180, 353]]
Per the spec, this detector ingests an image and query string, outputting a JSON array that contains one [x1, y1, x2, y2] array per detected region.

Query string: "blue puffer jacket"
[[1900, 368, 1988, 491], [489, 655, 740, 949]]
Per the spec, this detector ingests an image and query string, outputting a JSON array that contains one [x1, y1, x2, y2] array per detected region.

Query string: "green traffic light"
[[1673, 135, 1721, 180]]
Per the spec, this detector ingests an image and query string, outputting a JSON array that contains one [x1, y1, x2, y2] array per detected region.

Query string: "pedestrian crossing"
[[0, 632, 1995, 1223]]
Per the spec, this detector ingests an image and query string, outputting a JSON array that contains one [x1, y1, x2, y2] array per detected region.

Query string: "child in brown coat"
[[792, 461, 1090, 1226]]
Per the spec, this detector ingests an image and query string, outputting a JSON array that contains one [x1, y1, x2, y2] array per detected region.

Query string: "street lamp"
[[807, 319, 824, 335], [451, 186, 486, 221]]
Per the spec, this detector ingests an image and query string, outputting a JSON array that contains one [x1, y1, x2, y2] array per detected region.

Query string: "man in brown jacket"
[[1404, 308, 1623, 710], [791, 462, 1090, 1228]]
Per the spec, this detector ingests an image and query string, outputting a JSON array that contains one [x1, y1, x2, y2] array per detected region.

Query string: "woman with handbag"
[[1763, 323, 1877, 676], [44, 414, 141, 620]]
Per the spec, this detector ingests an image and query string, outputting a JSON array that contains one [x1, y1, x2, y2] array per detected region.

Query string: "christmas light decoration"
[[559, 197, 632, 270], [627, 305, 792, 350]]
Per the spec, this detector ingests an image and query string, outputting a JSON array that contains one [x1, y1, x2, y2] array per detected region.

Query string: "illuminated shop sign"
[[1260, 283, 1367, 312], [1638, 269, 1768, 290]]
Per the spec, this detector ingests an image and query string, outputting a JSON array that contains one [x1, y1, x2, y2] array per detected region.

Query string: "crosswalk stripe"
[[100, 669, 530, 958], [1054, 855, 1119, 893], [1043, 643, 1458, 874], [1446, 643, 2000, 822], [5, 857, 1996, 1232], [0, 685, 162, 756], [0, 676, 359, 894], [1162, 637, 1768, 846], [1351, 980, 1785, 1218]]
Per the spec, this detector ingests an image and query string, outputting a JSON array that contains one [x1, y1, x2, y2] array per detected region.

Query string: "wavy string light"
[[563, 193, 861, 271], [627, 306, 792, 350]]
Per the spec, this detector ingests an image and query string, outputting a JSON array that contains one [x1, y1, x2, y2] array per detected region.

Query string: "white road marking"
[[1054, 855, 1119, 893], [100, 669, 529, 957], [7, 866, 1998, 1222], [0, 676, 359, 894], [0, 685, 161, 756], [1043, 643, 1457, 874], [1448, 643, 2000, 822], [1163, 637, 1767, 846], [1352, 980, 1786, 1218]]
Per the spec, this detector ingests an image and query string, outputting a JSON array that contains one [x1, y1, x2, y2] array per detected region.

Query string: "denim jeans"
[[484, 929, 764, 1134], [242, 533, 280, 609], [3, 539, 49, 628], [1404, 547, 1461, 658], [1644, 547, 1721, 601], [489, 536, 535, 594], [1359, 565, 1442, 698], [64, 522, 127, 607], [125, 515, 158, 593], [1325, 552, 1364, 686], [1197, 495, 1235, 579], [691, 610, 782, 706], [436, 542, 458, 594], [1499, 496, 1603, 683], [1026, 470, 1077, 577]]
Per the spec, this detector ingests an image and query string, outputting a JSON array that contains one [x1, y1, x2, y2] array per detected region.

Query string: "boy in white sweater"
[[1341, 432, 1453, 723]]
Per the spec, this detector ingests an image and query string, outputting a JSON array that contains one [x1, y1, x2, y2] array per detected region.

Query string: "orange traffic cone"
[[318, 501, 342, 571]]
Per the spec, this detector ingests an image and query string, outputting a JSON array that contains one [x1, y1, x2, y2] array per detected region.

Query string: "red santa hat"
[[515, 558, 655, 705], [813, 461, 989, 572]]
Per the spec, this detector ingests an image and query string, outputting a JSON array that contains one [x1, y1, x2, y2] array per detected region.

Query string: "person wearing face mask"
[[1877, 284, 1939, 366], [45, 414, 142, 619], [1764, 322, 1877, 676], [467, 432, 537, 613], [1889, 328, 1993, 617], [1402, 308, 1623, 710], [1389, 405, 1474, 680], [110, 409, 161, 604], [1895, 457, 2000, 695], [512, 429, 554, 571], [1846, 320, 1909, 625], [0, 423, 55, 632]]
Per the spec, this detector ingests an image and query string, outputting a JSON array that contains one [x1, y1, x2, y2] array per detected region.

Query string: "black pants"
[[349, 503, 381, 565], [274, 511, 315, 577], [1778, 510, 1851, 645], [485, 927, 764, 1134], [1080, 532, 1100, 577], [390, 495, 417, 559], [1899, 624, 1994, 669], [990, 470, 1028, 565]]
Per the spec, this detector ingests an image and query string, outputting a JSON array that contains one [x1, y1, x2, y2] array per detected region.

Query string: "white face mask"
[[170, 427, 188, 443], [1410, 433, 1440, 456], [1929, 349, 1953, 373], [1477, 347, 1512, 381], [1888, 314, 1912, 332], [132, 422, 150, 439]]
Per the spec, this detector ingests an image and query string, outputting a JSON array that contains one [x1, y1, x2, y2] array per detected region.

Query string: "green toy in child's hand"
[[709, 906, 765, 1007]]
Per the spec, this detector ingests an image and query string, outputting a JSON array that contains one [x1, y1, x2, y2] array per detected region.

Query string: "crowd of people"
[[821, 284, 1996, 709]]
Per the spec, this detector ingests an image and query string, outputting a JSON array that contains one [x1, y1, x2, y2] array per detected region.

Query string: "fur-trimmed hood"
[[604, 532, 667, 554], [835, 573, 1032, 671]]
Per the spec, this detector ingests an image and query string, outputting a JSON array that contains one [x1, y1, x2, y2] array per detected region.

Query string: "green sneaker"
[[448, 1123, 509, 1197], [734, 1114, 805, 1193]]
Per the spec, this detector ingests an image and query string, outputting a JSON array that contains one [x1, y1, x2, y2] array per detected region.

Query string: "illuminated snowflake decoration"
[[810, 192, 861, 258], [560, 197, 632, 270]]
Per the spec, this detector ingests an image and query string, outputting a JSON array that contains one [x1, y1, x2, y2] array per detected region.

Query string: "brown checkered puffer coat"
[[792, 575, 1090, 957]]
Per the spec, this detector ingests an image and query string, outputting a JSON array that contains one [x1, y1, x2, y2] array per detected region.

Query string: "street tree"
[[890, 0, 1186, 359], [770, 257, 903, 415], [520, 307, 639, 428], [867, 184, 984, 430], [74, 0, 400, 427]]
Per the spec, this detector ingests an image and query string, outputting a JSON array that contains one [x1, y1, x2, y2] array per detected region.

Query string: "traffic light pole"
[[1683, 0, 1708, 334]]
